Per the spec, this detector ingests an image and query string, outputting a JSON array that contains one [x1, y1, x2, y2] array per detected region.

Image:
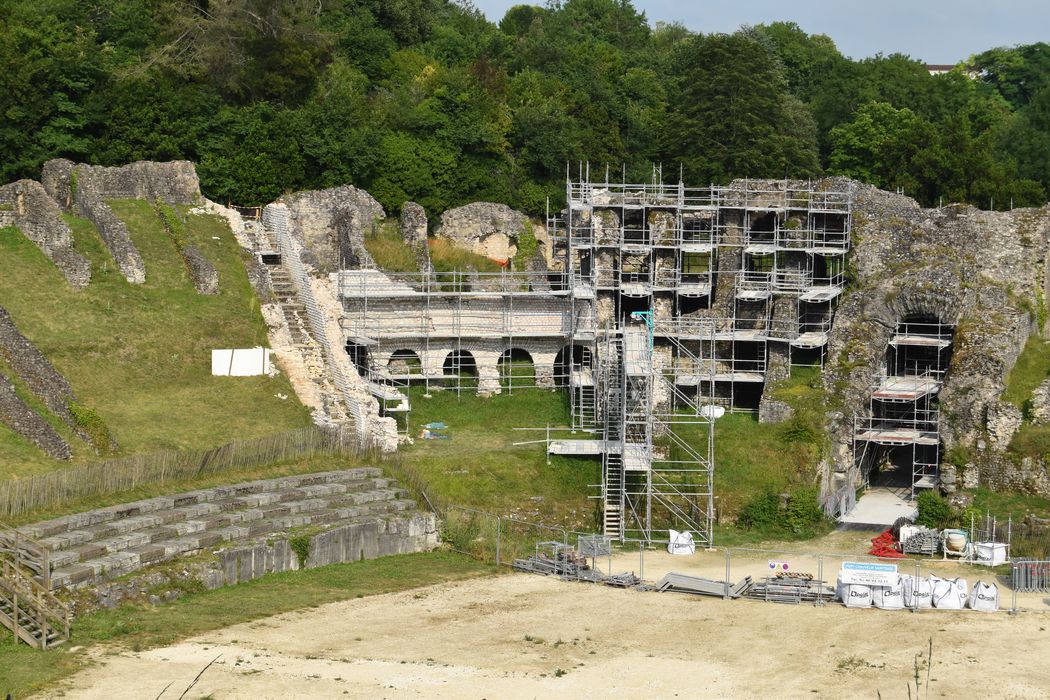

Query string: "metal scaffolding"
[[852, 319, 954, 498]]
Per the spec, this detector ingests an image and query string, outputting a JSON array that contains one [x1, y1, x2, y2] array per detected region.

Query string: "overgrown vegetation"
[[68, 401, 113, 455], [1002, 336, 1050, 412], [5, 3, 1046, 212], [363, 220, 418, 272], [0, 203, 311, 477], [916, 490, 955, 528], [428, 239, 504, 273], [0, 552, 491, 698], [738, 486, 829, 538]]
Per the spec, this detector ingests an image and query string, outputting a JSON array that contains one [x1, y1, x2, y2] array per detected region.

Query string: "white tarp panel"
[[968, 581, 999, 611], [873, 574, 906, 609], [932, 576, 968, 609], [667, 529, 695, 556], [212, 347, 273, 376], [974, 542, 1008, 566], [903, 576, 933, 609]]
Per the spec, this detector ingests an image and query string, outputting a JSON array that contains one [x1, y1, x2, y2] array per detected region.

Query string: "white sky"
[[470, 0, 1047, 63]]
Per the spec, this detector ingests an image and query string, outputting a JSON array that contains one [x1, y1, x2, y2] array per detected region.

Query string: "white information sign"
[[839, 561, 899, 587]]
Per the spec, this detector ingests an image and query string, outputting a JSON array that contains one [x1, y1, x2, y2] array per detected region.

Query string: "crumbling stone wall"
[[436, 202, 530, 262], [0, 306, 75, 422], [183, 246, 219, 294], [40, 158, 203, 285], [400, 201, 433, 275], [281, 185, 384, 273], [0, 373, 71, 459], [823, 182, 1050, 496], [0, 179, 90, 288]]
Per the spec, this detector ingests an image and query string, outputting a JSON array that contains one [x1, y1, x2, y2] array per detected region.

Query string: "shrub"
[[289, 534, 311, 569], [916, 490, 952, 527], [738, 491, 780, 530], [69, 401, 114, 454], [739, 487, 828, 535]]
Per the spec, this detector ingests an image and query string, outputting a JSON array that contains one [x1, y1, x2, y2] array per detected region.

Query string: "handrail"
[[0, 521, 49, 588]]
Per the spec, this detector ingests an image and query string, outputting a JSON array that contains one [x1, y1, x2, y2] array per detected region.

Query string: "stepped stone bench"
[[16, 469, 437, 591]]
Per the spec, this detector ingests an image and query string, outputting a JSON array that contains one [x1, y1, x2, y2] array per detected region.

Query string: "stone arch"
[[443, 350, 479, 388], [554, 344, 591, 388], [498, 348, 535, 388], [387, 349, 422, 375]]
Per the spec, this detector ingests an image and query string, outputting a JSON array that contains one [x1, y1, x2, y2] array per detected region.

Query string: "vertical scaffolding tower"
[[852, 318, 954, 498]]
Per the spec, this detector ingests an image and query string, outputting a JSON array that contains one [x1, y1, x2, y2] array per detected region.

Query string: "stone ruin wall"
[[40, 159, 203, 285], [0, 179, 91, 288], [824, 182, 1050, 498]]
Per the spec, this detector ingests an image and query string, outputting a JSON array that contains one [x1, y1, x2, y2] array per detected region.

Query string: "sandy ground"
[[42, 540, 1050, 700]]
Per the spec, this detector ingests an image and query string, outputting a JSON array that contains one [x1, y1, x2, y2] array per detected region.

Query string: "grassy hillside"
[[397, 386, 597, 528], [0, 201, 311, 478]]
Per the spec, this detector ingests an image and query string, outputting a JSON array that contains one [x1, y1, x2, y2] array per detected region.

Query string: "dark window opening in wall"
[[790, 346, 824, 367], [682, 215, 714, 244], [812, 212, 847, 233], [748, 212, 777, 243], [747, 252, 774, 273], [868, 445, 936, 488], [618, 294, 650, 323], [555, 344, 593, 387], [345, 342, 370, 377], [623, 209, 646, 245], [886, 314, 954, 377], [677, 294, 708, 315]]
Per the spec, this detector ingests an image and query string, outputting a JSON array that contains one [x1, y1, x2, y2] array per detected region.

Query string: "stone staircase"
[[15, 468, 422, 591]]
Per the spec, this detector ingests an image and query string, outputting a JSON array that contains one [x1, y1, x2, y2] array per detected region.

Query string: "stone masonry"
[[0, 179, 91, 288]]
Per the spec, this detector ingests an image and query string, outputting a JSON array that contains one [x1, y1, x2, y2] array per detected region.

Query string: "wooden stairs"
[[0, 523, 70, 649]]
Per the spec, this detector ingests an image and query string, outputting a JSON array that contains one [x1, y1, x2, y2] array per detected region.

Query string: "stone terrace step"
[[18, 468, 385, 540], [24, 470, 423, 590], [49, 498, 420, 589]]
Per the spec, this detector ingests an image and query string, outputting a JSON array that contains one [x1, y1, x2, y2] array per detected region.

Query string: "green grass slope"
[[0, 200, 311, 478]]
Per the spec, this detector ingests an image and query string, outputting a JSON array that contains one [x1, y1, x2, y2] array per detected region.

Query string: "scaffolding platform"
[[678, 283, 712, 297], [872, 376, 942, 401], [799, 286, 842, 303], [735, 289, 771, 301], [548, 439, 613, 456], [622, 331, 650, 375], [889, 334, 952, 348], [790, 331, 829, 348], [623, 443, 649, 471], [854, 425, 939, 446]]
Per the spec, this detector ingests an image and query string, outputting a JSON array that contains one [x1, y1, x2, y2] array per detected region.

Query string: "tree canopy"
[[1, 2, 1048, 213]]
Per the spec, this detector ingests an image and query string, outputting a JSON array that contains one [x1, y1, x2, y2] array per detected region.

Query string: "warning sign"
[[839, 561, 898, 587]]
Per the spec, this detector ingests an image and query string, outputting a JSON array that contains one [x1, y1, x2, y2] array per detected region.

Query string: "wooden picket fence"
[[0, 426, 362, 519]]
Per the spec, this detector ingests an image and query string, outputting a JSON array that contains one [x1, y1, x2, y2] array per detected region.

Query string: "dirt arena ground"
[[43, 538, 1050, 699]]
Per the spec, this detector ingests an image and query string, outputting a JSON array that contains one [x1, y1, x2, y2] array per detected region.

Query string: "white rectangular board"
[[839, 561, 899, 587], [212, 347, 272, 376]]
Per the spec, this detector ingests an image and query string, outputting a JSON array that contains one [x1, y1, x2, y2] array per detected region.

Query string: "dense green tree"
[[663, 32, 821, 183], [0, 0, 1046, 212]]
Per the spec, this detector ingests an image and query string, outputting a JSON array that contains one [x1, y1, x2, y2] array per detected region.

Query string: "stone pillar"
[[533, 352, 558, 388], [473, 350, 502, 396]]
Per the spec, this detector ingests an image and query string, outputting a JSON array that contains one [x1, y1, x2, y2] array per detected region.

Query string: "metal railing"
[[264, 205, 369, 444]]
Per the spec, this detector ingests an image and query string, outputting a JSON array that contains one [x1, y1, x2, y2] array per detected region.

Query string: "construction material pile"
[[512, 542, 639, 587]]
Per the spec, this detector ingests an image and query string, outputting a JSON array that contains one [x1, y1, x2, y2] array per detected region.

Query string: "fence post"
[[495, 516, 502, 567], [639, 541, 644, 582], [816, 554, 824, 606], [723, 548, 731, 600], [912, 561, 921, 613], [1011, 561, 1018, 614]]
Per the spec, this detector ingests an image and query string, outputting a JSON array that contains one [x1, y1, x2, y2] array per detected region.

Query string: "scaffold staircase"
[[601, 335, 626, 538], [0, 525, 70, 649]]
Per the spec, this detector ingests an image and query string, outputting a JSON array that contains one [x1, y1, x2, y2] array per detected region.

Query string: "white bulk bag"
[[873, 575, 906, 610], [974, 542, 1008, 566], [666, 529, 695, 556], [843, 583, 872, 608], [903, 576, 933, 609], [969, 581, 999, 611], [932, 577, 967, 609]]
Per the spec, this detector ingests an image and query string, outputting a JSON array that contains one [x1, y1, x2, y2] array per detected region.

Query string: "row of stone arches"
[[385, 348, 537, 388]]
